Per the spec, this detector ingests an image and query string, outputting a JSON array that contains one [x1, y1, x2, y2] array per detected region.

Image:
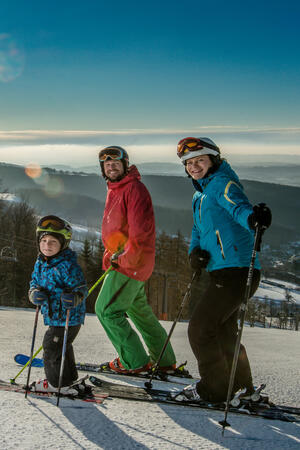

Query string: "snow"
[[0, 193, 21, 203], [256, 279, 300, 305], [0, 308, 300, 449]]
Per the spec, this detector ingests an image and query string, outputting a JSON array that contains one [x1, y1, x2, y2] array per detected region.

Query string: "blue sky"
[[0, 0, 300, 165]]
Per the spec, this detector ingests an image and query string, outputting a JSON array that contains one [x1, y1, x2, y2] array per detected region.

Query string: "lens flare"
[[44, 177, 64, 198], [25, 162, 42, 179], [106, 231, 128, 253]]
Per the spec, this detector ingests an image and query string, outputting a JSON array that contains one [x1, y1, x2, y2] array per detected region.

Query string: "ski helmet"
[[36, 215, 72, 252], [177, 137, 220, 164], [98, 146, 129, 179]]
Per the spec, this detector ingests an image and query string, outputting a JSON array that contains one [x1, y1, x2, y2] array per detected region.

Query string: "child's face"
[[39, 235, 61, 257]]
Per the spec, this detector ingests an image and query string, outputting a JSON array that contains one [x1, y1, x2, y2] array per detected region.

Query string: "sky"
[[0, 0, 300, 166]]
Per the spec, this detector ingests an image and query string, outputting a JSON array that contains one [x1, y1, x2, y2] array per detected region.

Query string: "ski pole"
[[11, 267, 113, 384], [87, 265, 113, 295], [56, 266, 113, 406], [219, 225, 264, 434], [145, 272, 197, 390], [24, 306, 41, 398], [56, 309, 70, 407]]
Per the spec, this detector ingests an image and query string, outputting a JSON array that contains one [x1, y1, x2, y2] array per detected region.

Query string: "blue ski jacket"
[[189, 160, 260, 272], [30, 248, 88, 326]]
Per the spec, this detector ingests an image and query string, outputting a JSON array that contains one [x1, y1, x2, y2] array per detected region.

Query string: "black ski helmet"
[[36, 215, 72, 253], [98, 146, 129, 180]]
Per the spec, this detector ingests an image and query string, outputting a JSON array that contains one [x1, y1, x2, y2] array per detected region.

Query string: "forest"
[[0, 198, 299, 331]]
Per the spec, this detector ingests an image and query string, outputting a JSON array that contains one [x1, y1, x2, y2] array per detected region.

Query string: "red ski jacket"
[[101, 165, 155, 281]]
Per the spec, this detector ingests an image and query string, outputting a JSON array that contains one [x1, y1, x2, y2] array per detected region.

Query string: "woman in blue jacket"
[[177, 137, 271, 403], [29, 215, 88, 394]]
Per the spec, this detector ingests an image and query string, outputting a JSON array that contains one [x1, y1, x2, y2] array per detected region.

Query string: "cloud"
[[0, 127, 299, 167], [1, 126, 300, 144]]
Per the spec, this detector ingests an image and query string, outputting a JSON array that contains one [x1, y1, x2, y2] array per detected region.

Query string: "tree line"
[[0, 198, 299, 330]]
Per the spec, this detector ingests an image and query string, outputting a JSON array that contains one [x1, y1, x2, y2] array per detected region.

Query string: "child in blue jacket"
[[29, 215, 88, 394]]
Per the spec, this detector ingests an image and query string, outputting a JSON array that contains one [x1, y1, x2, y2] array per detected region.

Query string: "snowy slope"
[[0, 308, 299, 449], [256, 279, 300, 305]]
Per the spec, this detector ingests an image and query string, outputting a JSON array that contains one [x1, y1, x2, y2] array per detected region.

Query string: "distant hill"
[[33, 161, 300, 187], [0, 162, 299, 247]]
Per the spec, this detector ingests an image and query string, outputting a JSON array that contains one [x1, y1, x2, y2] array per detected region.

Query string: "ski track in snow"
[[0, 308, 300, 450]]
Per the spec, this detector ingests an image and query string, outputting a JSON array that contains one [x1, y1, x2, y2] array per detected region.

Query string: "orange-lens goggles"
[[38, 217, 65, 231], [99, 148, 124, 162], [177, 138, 204, 158]]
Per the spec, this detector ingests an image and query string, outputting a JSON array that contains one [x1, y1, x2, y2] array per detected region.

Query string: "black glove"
[[61, 291, 83, 309], [248, 203, 272, 230], [28, 289, 48, 306], [110, 250, 124, 268], [189, 247, 210, 272]]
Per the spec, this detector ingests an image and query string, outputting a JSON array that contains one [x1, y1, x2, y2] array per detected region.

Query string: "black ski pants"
[[42, 325, 81, 387], [188, 267, 260, 403]]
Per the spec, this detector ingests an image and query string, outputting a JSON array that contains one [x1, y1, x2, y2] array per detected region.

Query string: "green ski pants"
[[95, 270, 176, 370]]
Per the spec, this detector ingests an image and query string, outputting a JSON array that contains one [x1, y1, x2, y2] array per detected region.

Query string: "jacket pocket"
[[216, 230, 226, 259]]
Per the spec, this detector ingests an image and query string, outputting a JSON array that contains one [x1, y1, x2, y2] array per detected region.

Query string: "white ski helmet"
[[177, 137, 220, 164]]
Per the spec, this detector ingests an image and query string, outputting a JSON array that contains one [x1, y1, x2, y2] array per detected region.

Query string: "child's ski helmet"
[[36, 215, 72, 251]]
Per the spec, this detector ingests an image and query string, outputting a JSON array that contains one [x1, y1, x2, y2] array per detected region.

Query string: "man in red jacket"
[[95, 146, 176, 374]]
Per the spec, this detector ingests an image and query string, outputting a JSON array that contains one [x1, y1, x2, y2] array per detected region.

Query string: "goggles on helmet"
[[37, 215, 72, 241], [177, 137, 220, 161], [37, 216, 66, 231], [99, 147, 127, 162]]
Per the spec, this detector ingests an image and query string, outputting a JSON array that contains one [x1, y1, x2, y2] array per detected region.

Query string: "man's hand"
[[110, 249, 124, 268]]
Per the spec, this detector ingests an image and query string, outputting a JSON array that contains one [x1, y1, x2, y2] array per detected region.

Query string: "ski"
[[14, 354, 193, 384], [15, 354, 43, 368], [13, 354, 300, 417], [89, 376, 300, 423], [0, 379, 108, 405], [77, 360, 192, 381]]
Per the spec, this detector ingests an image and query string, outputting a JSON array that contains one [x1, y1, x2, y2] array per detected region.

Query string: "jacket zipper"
[[199, 196, 204, 223], [216, 230, 226, 259]]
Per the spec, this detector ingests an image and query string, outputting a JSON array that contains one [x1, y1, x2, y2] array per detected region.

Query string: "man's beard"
[[107, 174, 125, 182]]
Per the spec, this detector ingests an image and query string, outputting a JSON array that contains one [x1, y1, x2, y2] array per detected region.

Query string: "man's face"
[[39, 235, 61, 257], [185, 155, 213, 180], [103, 159, 125, 181]]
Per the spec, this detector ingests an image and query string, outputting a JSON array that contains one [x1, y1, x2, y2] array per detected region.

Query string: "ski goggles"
[[99, 147, 125, 162], [37, 216, 66, 231], [177, 137, 219, 159]]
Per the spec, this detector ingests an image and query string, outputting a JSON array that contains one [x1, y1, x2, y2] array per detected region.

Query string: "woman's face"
[[185, 155, 213, 180]]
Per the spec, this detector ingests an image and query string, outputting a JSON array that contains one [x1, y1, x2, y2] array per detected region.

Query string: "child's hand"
[[29, 289, 48, 306], [61, 291, 82, 309]]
